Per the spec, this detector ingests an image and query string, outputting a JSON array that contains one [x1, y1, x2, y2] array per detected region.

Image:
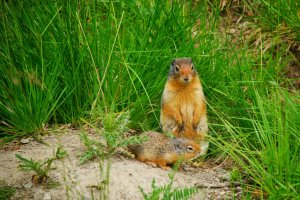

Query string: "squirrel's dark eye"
[[191, 64, 194, 71], [187, 145, 194, 152], [175, 65, 180, 72]]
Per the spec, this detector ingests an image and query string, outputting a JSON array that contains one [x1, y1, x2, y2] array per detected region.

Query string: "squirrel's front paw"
[[178, 122, 185, 132], [193, 124, 201, 131], [172, 123, 185, 137], [193, 122, 204, 132]]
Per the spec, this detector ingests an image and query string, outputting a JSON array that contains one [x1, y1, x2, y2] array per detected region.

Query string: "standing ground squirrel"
[[128, 131, 200, 170], [160, 58, 209, 155]]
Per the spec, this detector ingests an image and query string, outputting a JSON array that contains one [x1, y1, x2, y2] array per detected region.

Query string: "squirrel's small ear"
[[172, 138, 181, 147], [171, 59, 176, 66]]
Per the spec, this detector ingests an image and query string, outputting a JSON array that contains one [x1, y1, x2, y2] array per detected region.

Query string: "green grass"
[[0, 186, 16, 200], [0, 0, 299, 199], [209, 83, 300, 198]]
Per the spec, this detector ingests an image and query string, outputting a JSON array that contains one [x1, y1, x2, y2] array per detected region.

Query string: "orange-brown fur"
[[160, 58, 208, 143], [128, 131, 201, 170]]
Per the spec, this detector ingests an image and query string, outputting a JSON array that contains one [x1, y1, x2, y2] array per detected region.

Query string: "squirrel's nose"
[[184, 78, 190, 82]]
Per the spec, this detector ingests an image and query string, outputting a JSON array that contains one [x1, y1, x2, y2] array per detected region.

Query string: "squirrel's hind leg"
[[159, 166, 172, 171], [155, 159, 172, 171], [144, 160, 171, 170], [144, 160, 158, 168]]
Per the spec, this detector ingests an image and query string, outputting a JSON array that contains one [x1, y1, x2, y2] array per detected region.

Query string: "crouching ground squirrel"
[[160, 58, 209, 156], [128, 131, 200, 170]]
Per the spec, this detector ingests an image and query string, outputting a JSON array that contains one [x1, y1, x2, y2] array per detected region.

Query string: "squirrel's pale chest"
[[177, 91, 195, 120], [165, 89, 202, 120]]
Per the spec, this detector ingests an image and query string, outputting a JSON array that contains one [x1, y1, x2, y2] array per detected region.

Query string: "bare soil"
[[0, 129, 242, 200]]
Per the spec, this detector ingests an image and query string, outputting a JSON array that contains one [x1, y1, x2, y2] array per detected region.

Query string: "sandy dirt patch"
[[0, 129, 241, 200]]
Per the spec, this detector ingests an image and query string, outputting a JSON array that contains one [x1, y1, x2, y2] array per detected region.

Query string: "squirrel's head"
[[169, 58, 197, 84], [173, 138, 201, 160]]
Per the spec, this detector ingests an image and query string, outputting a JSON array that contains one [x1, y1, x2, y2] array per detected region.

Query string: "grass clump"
[[209, 84, 300, 198], [0, 0, 216, 138]]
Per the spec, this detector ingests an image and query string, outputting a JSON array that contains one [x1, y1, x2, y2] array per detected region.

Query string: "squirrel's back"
[[128, 131, 200, 169]]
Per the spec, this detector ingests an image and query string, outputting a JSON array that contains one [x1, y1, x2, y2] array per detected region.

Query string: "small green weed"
[[139, 161, 198, 200], [54, 146, 68, 159], [15, 146, 67, 179], [0, 186, 16, 200], [100, 111, 147, 154], [79, 110, 146, 164], [98, 158, 111, 200], [139, 172, 198, 200], [15, 154, 53, 179], [78, 132, 104, 165], [79, 110, 147, 199]]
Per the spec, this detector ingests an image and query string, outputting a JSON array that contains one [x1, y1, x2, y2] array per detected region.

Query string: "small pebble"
[[15, 184, 23, 189], [220, 172, 231, 181], [43, 192, 51, 200], [215, 168, 227, 174], [220, 191, 226, 195], [20, 138, 30, 144], [23, 181, 33, 189], [33, 190, 44, 200]]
